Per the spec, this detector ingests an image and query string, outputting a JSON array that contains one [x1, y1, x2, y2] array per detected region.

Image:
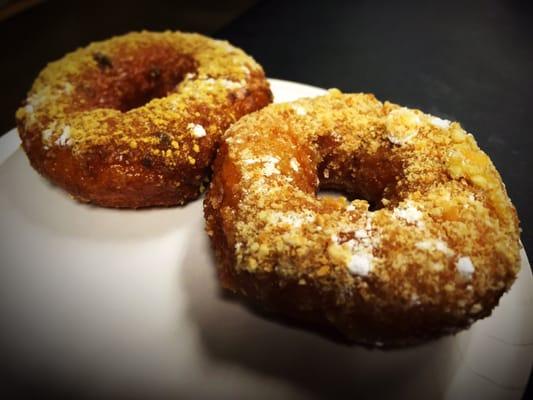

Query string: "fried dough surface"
[[205, 90, 520, 345], [17, 31, 272, 207]]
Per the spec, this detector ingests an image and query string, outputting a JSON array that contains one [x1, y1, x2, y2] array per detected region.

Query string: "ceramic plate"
[[0, 79, 531, 399]]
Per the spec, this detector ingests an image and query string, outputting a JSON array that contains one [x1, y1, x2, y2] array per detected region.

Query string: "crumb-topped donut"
[[204, 90, 521, 345], [16, 31, 272, 208]]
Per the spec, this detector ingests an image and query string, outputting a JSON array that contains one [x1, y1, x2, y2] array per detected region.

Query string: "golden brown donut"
[[16, 31, 272, 208], [204, 90, 521, 346]]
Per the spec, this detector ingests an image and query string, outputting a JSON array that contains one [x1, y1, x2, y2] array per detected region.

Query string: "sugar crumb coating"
[[204, 90, 521, 345], [16, 31, 272, 207]]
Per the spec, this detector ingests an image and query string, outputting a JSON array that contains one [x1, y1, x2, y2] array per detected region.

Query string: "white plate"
[[0, 78, 531, 399]]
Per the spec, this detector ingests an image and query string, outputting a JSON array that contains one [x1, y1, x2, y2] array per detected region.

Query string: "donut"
[[204, 90, 521, 345], [16, 31, 272, 208]]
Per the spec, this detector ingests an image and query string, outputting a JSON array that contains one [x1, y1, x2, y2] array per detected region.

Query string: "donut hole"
[[317, 187, 358, 202], [116, 55, 198, 111], [316, 150, 403, 212], [79, 48, 198, 112], [317, 187, 383, 211], [317, 186, 384, 211]]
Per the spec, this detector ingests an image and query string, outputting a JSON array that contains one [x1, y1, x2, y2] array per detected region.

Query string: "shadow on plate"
[[180, 231, 468, 399], [0, 150, 200, 241]]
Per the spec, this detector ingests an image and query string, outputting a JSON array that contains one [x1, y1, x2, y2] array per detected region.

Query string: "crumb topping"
[[206, 89, 521, 330], [17, 30, 268, 165], [16, 30, 272, 207]]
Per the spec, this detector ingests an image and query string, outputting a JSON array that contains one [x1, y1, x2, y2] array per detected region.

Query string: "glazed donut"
[[204, 90, 521, 345], [16, 31, 272, 208]]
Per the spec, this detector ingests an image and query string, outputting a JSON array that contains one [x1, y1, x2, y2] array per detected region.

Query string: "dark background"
[[0, 0, 531, 398]]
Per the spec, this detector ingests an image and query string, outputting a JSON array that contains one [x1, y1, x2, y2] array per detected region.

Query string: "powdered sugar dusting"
[[355, 228, 367, 239], [55, 125, 72, 146], [456, 256, 475, 278], [243, 155, 280, 176], [430, 116, 451, 129], [347, 252, 373, 276], [262, 156, 279, 176], [416, 239, 454, 257], [393, 202, 425, 228], [387, 131, 418, 145], [262, 210, 315, 228], [328, 214, 379, 277], [290, 158, 300, 172], [220, 79, 245, 90], [188, 123, 206, 138], [292, 104, 307, 116]]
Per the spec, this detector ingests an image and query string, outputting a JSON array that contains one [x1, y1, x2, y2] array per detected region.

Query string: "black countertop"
[[218, 0, 533, 255], [0, 0, 531, 398]]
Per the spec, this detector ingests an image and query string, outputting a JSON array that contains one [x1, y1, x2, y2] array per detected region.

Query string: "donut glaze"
[[204, 90, 521, 345], [16, 31, 272, 208]]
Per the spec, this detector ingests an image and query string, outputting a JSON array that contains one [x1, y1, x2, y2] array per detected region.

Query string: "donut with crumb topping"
[[204, 90, 521, 345], [16, 31, 272, 207]]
